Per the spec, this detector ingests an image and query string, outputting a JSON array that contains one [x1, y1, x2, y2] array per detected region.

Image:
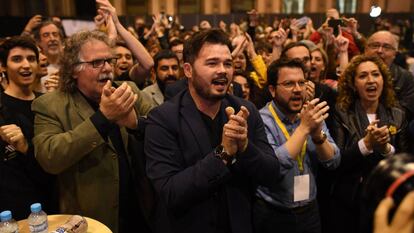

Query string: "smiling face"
[[233, 52, 247, 71], [5, 47, 38, 88], [354, 61, 384, 106], [114, 46, 133, 77], [185, 43, 233, 103]]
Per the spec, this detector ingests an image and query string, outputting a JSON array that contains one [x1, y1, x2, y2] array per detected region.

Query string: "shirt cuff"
[[381, 144, 395, 157], [358, 138, 373, 156]]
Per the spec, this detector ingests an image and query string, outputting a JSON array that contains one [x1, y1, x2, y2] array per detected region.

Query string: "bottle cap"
[[0, 210, 12, 221], [30, 203, 42, 213]]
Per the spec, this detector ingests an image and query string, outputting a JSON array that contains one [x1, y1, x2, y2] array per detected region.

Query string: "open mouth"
[[20, 71, 33, 77], [212, 77, 228, 86], [290, 96, 303, 105], [117, 65, 129, 72], [366, 86, 377, 93]]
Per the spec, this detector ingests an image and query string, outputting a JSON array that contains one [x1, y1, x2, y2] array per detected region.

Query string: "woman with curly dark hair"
[[326, 55, 410, 233]]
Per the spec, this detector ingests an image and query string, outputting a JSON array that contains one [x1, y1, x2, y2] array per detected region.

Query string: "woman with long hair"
[[328, 55, 409, 233]]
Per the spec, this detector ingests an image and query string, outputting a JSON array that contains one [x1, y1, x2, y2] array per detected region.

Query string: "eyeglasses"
[[367, 43, 396, 52], [276, 80, 307, 90], [77, 57, 117, 68]]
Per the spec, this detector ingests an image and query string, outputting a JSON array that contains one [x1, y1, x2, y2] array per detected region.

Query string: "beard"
[[273, 95, 305, 116], [157, 75, 178, 94], [191, 70, 228, 102]]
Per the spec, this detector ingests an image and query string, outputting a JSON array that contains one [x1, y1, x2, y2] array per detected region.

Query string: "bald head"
[[365, 31, 398, 66]]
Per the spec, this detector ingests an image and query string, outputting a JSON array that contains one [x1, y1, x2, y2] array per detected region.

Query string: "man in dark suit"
[[145, 29, 281, 233]]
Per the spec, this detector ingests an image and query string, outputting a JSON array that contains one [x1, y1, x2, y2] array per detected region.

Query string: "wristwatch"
[[312, 130, 327, 145], [214, 145, 236, 165]]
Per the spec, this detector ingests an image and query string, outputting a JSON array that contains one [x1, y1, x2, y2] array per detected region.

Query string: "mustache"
[[48, 41, 59, 46], [98, 73, 114, 81], [165, 75, 178, 82]]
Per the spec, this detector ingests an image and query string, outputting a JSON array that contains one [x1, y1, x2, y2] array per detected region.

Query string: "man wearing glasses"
[[365, 30, 414, 120], [32, 30, 154, 233], [253, 59, 340, 233]]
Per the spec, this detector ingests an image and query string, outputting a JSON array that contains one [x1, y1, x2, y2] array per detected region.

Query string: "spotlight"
[[370, 5, 382, 17]]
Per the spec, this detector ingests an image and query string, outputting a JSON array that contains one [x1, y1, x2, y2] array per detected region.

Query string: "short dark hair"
[[267, 59, 306, 86], [280, 41, 310, 60], [153, 49, 179, 70], [183, 28, 232, 64], [169, 38, 183, 48], [0, 36, 39, 67]]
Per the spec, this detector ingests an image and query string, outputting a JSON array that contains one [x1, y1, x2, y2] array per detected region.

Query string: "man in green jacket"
[[32, 30, 154, 233]]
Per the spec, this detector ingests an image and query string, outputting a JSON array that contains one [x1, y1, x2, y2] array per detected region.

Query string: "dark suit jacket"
[[144, 90, 280, 233]]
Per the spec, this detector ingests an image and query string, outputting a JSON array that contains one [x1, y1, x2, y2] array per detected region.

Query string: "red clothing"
[[310, 30, 360, 58]]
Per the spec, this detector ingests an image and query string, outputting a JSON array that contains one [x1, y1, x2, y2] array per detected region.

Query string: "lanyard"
[[268, 104, 307, 172]]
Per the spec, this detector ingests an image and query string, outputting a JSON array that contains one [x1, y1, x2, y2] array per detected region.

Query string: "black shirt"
[[199, 109, 231, 233]]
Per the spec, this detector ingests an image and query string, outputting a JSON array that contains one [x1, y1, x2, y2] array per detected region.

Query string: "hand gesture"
[[305, 80, 315, 101], [342, 17, 359, 35], [222, 106, 250, 156], [96, 0, 118, 40], [299, 98, 329, 135], [363, 120, 390, 153], [335, 27, 349, 53], [45, 71, 60, 92], [24, 15, 42, 33], [247, 9, 258, 27], [99, 81, 138, 127], [0, 124, 29, 154], [96, 0, 120, 25], [270, 27, 288, 48]]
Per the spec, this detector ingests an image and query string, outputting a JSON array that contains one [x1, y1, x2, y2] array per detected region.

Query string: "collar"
[[271, 100, 299, 125]]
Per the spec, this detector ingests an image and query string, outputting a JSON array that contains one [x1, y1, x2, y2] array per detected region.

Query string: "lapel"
[[72, 90, 118, 152], [179, 92, 236, 158], [151, 83, 164, 106], [180, 91, 212, 158]]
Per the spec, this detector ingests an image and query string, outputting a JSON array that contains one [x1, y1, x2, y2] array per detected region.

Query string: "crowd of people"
[[1, 0, 414, 232]]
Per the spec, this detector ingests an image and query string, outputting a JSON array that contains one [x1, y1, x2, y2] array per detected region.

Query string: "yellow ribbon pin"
[[389, 125, 397, 135]]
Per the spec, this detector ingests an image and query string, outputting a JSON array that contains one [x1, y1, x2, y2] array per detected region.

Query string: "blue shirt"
[[257, 101, 340, 208]]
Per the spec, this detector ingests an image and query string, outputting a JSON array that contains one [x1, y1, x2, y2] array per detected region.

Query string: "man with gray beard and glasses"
[[32, 30, 154, 233]]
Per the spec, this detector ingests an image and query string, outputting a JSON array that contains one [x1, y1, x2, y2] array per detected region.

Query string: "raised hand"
[[270, 27, 288, 48], [24, 15, 42, 34], [299, 98, 329, 135], [0, 124, 29, 154], [222, 106, 250, 156], [99, 81, 138, 125], [335, 26, 349, 53], [305, 80, 315, 101], [45, 71, 60, 92]]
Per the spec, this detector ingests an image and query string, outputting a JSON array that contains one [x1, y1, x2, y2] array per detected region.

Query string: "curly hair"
[[60, 30, 113, 93], [337, 55, 396, 110]]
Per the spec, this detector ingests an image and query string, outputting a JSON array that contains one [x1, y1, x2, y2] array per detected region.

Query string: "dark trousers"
[[253, 199, 321, 233]]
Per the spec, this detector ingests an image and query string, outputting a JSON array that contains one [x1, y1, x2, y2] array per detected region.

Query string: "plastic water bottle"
[[28, 203, 48, 233], [0, 210, 19, 233]]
